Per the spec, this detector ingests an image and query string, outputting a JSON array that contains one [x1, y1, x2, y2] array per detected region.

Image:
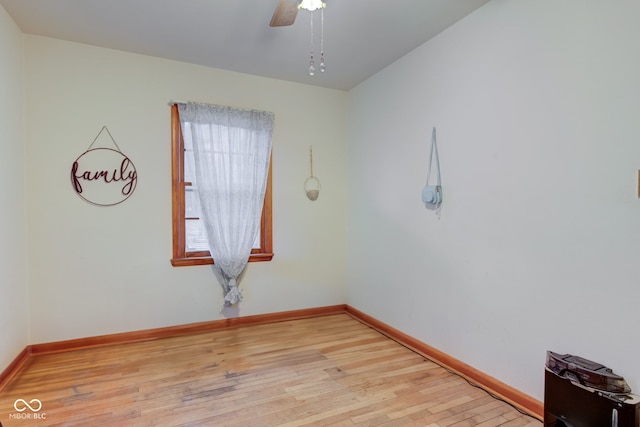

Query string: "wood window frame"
[[170, 104, 274, 267]]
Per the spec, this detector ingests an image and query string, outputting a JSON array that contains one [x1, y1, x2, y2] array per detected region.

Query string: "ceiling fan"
[[270, 0, 326, 27]]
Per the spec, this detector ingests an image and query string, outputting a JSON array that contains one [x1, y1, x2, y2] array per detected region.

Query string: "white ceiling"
[[0, 0, 490, 91]]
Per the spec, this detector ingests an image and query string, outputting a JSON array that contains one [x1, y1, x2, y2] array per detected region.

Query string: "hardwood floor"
[[0, 314, 541, 426]]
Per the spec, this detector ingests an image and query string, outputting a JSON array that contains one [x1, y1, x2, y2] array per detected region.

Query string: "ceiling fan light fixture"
[[298, 0, 325, 12], [301, 0, 326, 76]]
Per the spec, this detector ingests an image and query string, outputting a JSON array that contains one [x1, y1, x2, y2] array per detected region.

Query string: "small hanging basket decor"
[[304, 146, 321, 201], [305, 176, 321, 201], [70, 126, 138, 206]]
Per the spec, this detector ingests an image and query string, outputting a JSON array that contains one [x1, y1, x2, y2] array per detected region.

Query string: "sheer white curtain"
[[178, 102, 274, 307]]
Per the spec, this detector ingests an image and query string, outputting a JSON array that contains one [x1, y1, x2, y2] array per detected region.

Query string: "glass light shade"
[[298, 0, 325, 11]]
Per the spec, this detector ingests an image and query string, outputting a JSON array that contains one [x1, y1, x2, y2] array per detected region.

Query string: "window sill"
[[171, 253, 274, 267]]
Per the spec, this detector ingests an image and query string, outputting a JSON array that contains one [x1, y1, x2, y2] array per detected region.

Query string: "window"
[[170, 104, 273, 267]]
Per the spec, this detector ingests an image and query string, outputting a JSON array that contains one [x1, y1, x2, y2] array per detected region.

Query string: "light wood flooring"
[[0, 314, 541, 426]]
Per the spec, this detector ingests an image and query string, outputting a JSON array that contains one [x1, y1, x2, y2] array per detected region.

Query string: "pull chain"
[[308, 12, 315, 76], [319, 7, 326, 72]]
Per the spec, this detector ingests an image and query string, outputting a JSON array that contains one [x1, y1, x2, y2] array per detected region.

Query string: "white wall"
[[24, 36, 347, 343], [346, 0, 640, 401], [0, 4, 29, 370]]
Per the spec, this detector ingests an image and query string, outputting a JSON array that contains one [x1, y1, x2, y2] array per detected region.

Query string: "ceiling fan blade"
[[270, 0, 299, 27]]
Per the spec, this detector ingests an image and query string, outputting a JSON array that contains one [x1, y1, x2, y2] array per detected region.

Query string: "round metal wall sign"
[[71, 147, 138, 206]]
